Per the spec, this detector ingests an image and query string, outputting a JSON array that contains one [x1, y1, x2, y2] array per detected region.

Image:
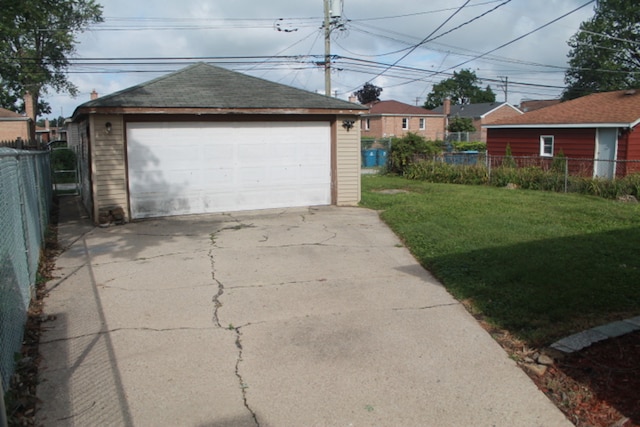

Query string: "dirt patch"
[[374, 189, 410, 195], [4, 197, 59, 426]]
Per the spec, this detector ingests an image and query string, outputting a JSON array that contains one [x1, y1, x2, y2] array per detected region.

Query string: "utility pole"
[[323, 0, 331, 97], [498, 76, 509, 103]]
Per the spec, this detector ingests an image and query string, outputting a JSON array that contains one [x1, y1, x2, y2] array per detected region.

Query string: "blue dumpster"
[[362, 149, 377, 167], [444, 151, 479, 165], [377, 149, 388, 167], [462, 150, 479, 165]]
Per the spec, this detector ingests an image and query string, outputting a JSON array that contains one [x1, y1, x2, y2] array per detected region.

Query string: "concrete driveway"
[[37, 198, 570, 426]]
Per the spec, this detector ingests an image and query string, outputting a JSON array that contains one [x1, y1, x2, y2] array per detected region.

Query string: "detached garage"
[[68, 63, 367, 223]]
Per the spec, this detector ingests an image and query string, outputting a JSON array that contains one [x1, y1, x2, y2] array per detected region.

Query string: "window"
[[419, 118, 425, 130], [540, 135, 554, 157], [363, 118, 370, 130], [402, 118, 409, 130]]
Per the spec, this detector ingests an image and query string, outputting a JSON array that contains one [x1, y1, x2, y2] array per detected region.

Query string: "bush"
[[452, 141, 486, 152], [404, 160, 488, 185], [51, 148, 76, 171], [387, 133, 444, 174]]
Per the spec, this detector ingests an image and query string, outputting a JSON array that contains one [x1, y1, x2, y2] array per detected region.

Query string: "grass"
[[361, 175, 640, 346]]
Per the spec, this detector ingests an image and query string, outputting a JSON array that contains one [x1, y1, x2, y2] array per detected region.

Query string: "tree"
[[562, 0, 640, 100], [0, 0, 103, 117], [354, 82, 383, 104], [423, 69, 495, 110], [447, 116, 475, 132]]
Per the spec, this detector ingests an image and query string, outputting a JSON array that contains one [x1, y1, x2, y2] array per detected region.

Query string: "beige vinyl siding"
[[335, 115, 361, 206], [90, 115, 129, 220]]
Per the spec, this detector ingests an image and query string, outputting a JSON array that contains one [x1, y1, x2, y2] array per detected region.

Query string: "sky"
[[43, 0, 597, 120]]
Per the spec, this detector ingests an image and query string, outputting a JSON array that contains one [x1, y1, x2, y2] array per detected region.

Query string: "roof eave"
[[72, 106, 366, 121], [484, 122, 635, 129]]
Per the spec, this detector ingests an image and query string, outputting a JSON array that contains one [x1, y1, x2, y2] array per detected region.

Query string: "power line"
[[441, 0, 596, 73], [366, 0, 472, 84]]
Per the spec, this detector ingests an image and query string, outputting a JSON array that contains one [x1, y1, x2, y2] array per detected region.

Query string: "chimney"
[[349, 95, 357, 103], [24, 92, 36, 121], [443, 97, 451, 116], [91, 89, 99, 100], [45, 118, 50, 130]]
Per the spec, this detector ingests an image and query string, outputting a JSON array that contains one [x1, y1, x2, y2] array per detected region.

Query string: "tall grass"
[[402, 160, 640, 200]]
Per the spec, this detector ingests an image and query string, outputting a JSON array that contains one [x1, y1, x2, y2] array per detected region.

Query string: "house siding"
[[335, 115, 361, 206], [623, 125, 640, 175], [0, 120, 31, 141], [487, 128, 596, 158], [90, 115, 128, 221], [479, 105, 523, 141]]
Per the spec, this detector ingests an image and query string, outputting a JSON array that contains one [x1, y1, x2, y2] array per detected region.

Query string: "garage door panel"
[[127, 121, 331, 219]]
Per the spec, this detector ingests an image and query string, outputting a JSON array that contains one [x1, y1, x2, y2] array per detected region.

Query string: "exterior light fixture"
[[105, 122, 112, 134], [342, 119, 355, 131]]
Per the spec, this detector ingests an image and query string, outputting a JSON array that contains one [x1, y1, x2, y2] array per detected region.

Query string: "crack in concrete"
[[39, 326, 215, 344], [97, 282, 212, 292], [212, 278, 224, 328], [209, 244, 224, 328], [233, 326, 259, 427], [392, 302, 461, 311]]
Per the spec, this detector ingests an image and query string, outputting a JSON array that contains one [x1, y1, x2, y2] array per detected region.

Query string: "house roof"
[[487, 89, 640, 128], [73, 62, 367, 117], [518, 99, 561, 112], [364, 100, 439, 116], [0, 108, 29, 120], [432, 102, 520, 118]]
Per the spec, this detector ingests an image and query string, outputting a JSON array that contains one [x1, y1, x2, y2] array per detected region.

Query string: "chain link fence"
[[0, 148, 52, 392]]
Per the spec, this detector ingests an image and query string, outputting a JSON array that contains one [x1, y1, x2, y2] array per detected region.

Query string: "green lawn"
[[361, 175, 640, 346]]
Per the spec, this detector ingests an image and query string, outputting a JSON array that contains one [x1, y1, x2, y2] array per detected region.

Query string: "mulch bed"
[[535, 331, 640, 427]]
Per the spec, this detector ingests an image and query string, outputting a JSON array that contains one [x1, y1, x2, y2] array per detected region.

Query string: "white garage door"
[[127, 121, 331, 219]]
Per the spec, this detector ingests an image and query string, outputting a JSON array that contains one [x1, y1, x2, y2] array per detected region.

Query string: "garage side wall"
[[335, 114, 361, 206], [90, 115, 128, 222]]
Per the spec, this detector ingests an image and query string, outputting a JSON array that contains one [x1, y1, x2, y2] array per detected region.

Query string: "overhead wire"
[[365, 0, 472, 84]]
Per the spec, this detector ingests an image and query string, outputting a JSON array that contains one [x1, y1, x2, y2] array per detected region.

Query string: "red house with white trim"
[[485, 90, 640, 178]]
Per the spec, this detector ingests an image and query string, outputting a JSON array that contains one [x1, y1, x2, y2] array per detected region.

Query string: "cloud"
[[46, 0, 596, 118]]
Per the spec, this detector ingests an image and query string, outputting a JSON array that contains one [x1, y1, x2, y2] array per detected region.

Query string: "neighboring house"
[[519, 99, 561, 113], [485, 89, 640, 179], [433, 99, 522, 141], [35, 119, 67, 145], [360, 100, 444, 141], [68, 62, 367, 223], [0, 108, 33, 142]]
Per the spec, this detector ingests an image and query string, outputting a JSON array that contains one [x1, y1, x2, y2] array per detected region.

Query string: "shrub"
[[51, 148, 76, 171], [501, 144, 517, 168], [387, 133, 444, 174], [452, 141, 486, 152]]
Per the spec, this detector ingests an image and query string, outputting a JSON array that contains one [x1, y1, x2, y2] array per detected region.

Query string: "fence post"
[[487, 153, 492, 184], [564, 157, 568, 193]]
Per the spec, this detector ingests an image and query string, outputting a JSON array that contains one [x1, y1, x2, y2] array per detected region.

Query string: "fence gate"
[[51, 146, 79, 195]]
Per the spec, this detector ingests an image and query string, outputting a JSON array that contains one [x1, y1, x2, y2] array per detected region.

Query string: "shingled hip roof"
[[73, 62, 367, 115], [487, 90, 640, 128]]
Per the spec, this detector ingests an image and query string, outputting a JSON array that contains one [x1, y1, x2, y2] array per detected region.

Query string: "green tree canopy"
[[447, 116, 476, 132], [424, 69, 495, 110], [562, 0, 640, 100], [0, 0, 103, 116], [354, 82, 383, 104]]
